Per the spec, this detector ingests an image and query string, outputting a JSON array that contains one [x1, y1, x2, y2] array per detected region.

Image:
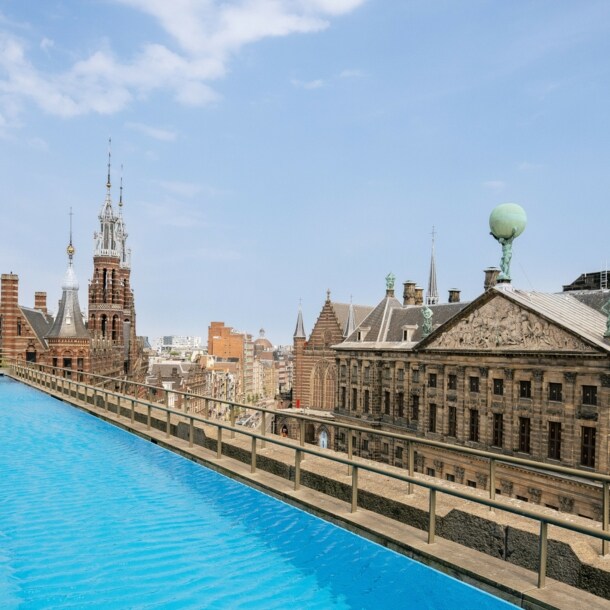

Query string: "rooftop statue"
[[385, 272, 396, 291], [422, 305, 433, 338], [489, 203, 527, 282]]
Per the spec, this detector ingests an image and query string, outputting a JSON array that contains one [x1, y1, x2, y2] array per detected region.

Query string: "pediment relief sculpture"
[[428, 296, 591, 352]]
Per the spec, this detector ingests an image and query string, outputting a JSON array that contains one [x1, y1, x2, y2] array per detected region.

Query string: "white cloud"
[[40, 37, 54, 52], [291, 78, 324, 89], [125, 121, 177, 141], [158, 180, 201, 198], [0, 1, 366, 122], [339, 68, 363, 78], [483, 180, 506, 190]]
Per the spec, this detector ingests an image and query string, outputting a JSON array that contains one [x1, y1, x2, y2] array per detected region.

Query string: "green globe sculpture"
[[489, 203, 527, 282]]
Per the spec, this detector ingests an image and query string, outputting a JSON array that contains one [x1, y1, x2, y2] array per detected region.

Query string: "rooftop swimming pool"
[[0, 377, 518, 609]]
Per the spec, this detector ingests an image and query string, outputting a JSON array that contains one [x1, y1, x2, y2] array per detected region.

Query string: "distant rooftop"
[[563, 270, 609, 292]]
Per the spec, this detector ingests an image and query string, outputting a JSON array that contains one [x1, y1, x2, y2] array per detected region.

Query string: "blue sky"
[[1, 1, 609, 345]]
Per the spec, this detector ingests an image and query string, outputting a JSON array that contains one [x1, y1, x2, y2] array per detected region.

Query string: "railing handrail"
[[18, 359, 610, 486]]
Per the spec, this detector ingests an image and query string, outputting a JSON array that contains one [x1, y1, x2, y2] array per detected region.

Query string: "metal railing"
[[7, 361, 610, 590]]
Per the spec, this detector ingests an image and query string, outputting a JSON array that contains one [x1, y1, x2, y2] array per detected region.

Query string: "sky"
[[1, 1, 610, 346]]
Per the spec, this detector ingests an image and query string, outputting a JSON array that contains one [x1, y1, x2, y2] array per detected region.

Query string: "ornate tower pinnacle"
[[426, 226, 439, 305], [294, 300, 306, 339]]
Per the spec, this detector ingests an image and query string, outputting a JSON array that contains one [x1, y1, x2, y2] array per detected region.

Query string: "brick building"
[[0, 154, 146, 381]]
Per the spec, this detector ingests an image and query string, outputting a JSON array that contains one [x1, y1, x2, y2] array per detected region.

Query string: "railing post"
[[294, 449, 302, 490], [251, 437, 257, 473], [189, 417, 194, 448], [299, 419, 305, 447], [602, 481, 610, 557], [165, 389, 169, 408], [407, 441, 414, 495], [104, 390, 109, 412], [230, 406, 236, 439], [204, 398, 209, 419], [116, 395, 121, 419], [538, 521, 548, 588], [147, 405, 151, 430], [166, 410, 171, 438], [131, 398, 135, 423], [351, 466, 358, 513], [428, 488, 437, 544], [489, 458, 496, 511], [217, 427, 223, 459], [261, 411, 266, 448], [184, 394, 189, 414], [347, 432, 353, 476]]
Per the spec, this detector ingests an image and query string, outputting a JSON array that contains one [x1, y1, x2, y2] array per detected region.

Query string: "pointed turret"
[[47, 211, 89, 340], [426, 226, 439, 305], [343, 298, 356, 338], [294, 303, 306, 339]]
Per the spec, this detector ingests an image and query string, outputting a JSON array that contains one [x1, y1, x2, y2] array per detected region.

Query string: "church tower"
[[88, 142, 138, 376]]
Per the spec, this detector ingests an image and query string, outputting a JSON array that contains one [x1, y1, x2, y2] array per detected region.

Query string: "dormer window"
[[401, 325, 417, 342], [357, 327, 370, 342]]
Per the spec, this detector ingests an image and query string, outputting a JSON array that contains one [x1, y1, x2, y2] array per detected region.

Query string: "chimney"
[[414, 286, 424, 305], [448, 288, 461, 303], [1, 274, 19, 308], [484, 267, 500, 291], [403, 280, 416, 306], [34, 291, 47, 314]]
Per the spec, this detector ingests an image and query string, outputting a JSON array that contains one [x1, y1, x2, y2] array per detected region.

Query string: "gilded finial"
[[67, 207, 75, 259]]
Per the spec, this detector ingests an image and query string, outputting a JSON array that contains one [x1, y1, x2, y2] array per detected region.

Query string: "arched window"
[[90, 314, 96, 333], [101, 314, 107, 338], [102, 268, 108, 301], [112, 315, 118, 341]]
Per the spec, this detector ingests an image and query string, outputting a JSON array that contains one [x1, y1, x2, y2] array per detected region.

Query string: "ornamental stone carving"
[[528, 488, 542, 504], [564, 372, 577, 383], [559, 496, 575, 513], [429, 296, 592, 352], [504, 368, 514, 380], [476, 473, 488, 489], [454, 466, 465, 483], [433, 459, 443, 472], [601, 374, 610, 388], [500, 480, 514, 495]]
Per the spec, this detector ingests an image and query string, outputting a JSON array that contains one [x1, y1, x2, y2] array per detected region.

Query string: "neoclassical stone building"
[[334, 278, 610, 519]]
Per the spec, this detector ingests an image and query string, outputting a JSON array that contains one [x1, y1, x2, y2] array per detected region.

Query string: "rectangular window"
[[581, 426, 596, 468], [396, 392, 404, 418], [447, 406, 457, 437], [352, 388, 358, 411], [351, 365, 358, 379], [382, 443, 389, 454], [397, 368, 405, 382], [519, 417, 531, 453], [549, 382, 562, 402], [467, 480, 477, 489], [364, 366, 370, 382], [469, 376, 479, 393], [519, 380, 532, 399], [428, 373, 437, 388], [362, 439, 369, 452], [582, 385, 598, 406], [492, 413, 503, 447], [17, 319, 22, 336], [341, 387, 346, 409], [426, 468, 435, 477], [469, 409, 479, 442], [340, 365, 346, 379], [429, 404, 437, 433], [363, 389, 370, 413], [384, 390, 391, 415], [448, 374, 457, 391], [412, 369, 420, 383], [548, 421, 561, 460], [412, 395, 419, 420], [446, 474, 455, 482], [493, 378, 503, 396], [395, 446, 403, 459]]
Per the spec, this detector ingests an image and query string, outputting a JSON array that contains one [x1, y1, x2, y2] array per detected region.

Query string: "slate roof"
[[330, 302, 374, 332], [564, 289, 610, 315], [46, 288, 89, 339], [20, 306, 53, 349]]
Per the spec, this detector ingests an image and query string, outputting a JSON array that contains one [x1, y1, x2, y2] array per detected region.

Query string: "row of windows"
[[345, 420, 596, 469], [343, 366, 600, 407]]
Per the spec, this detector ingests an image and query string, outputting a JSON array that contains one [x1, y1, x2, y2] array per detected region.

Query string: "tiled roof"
[[564, 289, 610, 315], [331, 302, 374, 331], [20, 307, 53, 348]]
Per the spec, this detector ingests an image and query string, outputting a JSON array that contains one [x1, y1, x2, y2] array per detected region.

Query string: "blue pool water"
[[0, 377, 518, 609]]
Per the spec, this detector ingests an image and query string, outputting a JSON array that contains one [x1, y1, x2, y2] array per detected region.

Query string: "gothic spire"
[[343, 297, 356, 338], [426, 226, 439, 305], [294, 301, 306, 339]]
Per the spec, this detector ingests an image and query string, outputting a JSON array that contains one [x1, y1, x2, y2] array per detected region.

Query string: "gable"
[[425, 294, 596, 353], [309, 301, 343, 347]]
